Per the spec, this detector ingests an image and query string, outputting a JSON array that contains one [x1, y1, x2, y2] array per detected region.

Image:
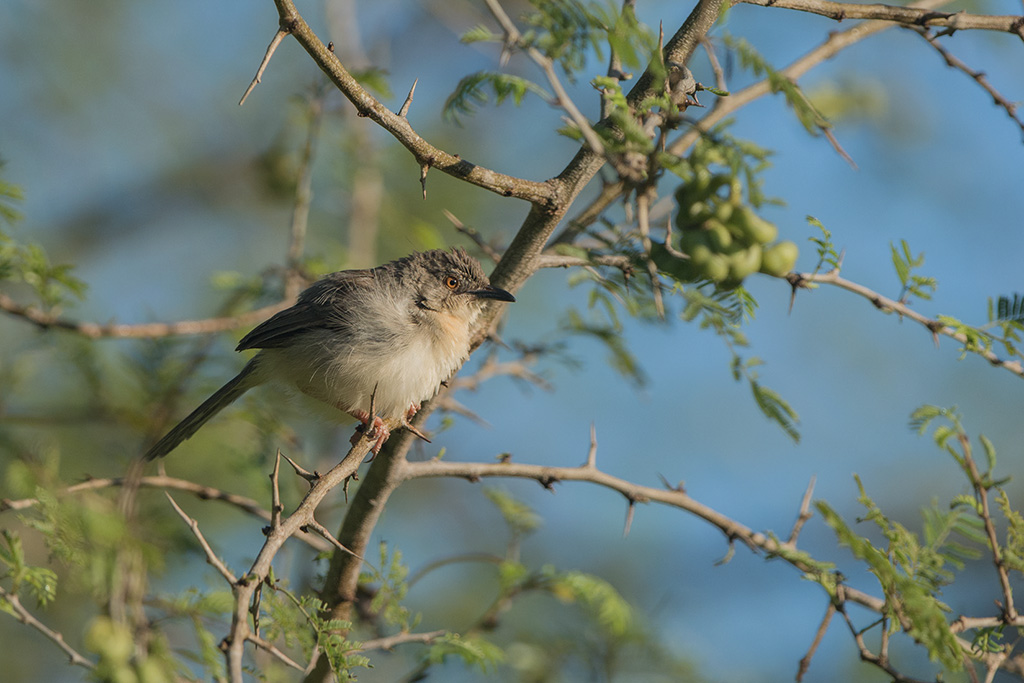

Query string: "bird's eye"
[[444, 275, 459, 290]]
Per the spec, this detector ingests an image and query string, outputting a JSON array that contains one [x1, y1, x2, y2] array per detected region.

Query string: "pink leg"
[[349, 410, 391, 455]]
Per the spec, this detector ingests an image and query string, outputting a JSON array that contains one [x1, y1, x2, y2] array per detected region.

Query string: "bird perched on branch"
[[143, 248, 515, 460]]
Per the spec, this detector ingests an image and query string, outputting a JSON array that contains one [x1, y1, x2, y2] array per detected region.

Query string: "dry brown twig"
[[910, 26, 1024, 139], [165, 493, 237, 584], [239, 28, 290, 106], [0, 585, 95, 670], [260, 0, 557, 206], [735, 0, 1024, 36], [788, 268, 1024, 380], [219, 428, 379, 682], [0, 474, 332, 553], [0, 293, 290, 340], [482, 0, 607, 158]]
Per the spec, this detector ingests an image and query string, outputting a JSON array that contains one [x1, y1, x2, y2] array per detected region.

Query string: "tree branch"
[[268, 0, 556, 206], [788, 268, 1024, 380], [0, 292, 289, 339], [735, 0, 1024, 37], [0, 474, 332, 553], [0, 585, 95, 670]]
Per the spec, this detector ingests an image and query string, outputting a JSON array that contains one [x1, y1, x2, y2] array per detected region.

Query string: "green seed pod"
[[704, 220, 733, 252], [727, 243, 762, 282], [759, 240, 799, 277], [687, 243, 714, 268], [700, 253, 730, 282], [650, 241, 700, 282], [713, 201, 734, 224], [732, 207, 778, 245]]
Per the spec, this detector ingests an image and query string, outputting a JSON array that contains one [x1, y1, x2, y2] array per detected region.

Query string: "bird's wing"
[[235, 269, 375, 351]]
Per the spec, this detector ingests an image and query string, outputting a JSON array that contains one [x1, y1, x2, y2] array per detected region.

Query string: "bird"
[[143, 248, 515, 460]]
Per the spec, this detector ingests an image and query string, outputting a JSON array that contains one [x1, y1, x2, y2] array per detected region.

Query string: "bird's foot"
[[350, 411, 390, 456]]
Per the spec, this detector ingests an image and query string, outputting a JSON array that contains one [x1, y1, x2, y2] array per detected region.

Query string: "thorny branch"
[[0, 293, 290, 340], [734, 0, 1024, 37], [0, 474, 331, 552], [788, 268, 1024, 380], [265, 0, 556, 206], [910, 26, 1024, 140]]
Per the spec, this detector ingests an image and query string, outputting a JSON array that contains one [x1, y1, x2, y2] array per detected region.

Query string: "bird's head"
[[404, 249, 515, 319]]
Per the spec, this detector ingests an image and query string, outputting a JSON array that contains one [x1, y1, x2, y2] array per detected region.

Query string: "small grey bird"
[[143, 248, 515, 460]]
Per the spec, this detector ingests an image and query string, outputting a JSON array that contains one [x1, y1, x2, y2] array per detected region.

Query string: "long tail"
[[144, 359, 260, 460]]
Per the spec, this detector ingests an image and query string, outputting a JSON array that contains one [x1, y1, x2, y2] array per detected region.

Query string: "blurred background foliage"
[[1, 0, 1023, 681]]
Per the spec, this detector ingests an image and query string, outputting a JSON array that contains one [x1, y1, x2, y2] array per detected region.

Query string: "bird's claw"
[[350, 411, 390, 456]]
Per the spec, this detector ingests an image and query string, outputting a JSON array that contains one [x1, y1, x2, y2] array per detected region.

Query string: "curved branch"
[[399, 457, 884, 613], [400, 456, 1024, 677], [0, 292, 290, 340], [0, 586, 95, 670], [789, 269, 1024, 380], [670, 0, 956, 157], [224, 429, 379, 682], [268, 1, 556, 206], [0, 474, 332, 552], [735, 0, 1024, 37]]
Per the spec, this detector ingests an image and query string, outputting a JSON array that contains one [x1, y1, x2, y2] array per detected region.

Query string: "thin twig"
[[0, 475, 331, 552], [0, 585, 95, 669], [786, 475, 817, 547], [585, 423, 598, 468], [959, 433, 1018, 620], [442, 209, 502, 263], [271, 451, 284, 530], [239, 29, 290, 106], [636, 190, 666, 318], [482, 0, 606, 156], [246, 633, 306, 671], [788, 268, 1024, 380], [270, 0, 555, 204], [223, 427, 380, 682], [911, 26, 1024, 140], [304, 519, 362, 560], [736, 0, 1024, 36], [796, 602, 835, 682], [0, 293, 289, 339], [358, 629, 447, 652], [285, 88, 325, 300], [700, 37, 727, 92], [165, 493, 237, 584]]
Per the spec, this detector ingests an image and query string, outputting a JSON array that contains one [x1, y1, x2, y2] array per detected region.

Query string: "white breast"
[[255, 284, 476, 420]]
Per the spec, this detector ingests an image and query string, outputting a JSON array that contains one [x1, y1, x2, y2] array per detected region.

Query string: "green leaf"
[[750, 381, 800, 443], [993, 293, 1024, 324], [460, 25, 502, 44], [806, 215, 840, 273], [544, 568, 633, 637], [443, 72, 551, 123], [484, 488, 543, 536], [426, 633, 504, 672], [352, 67, 393, 99], [723, 35, 831, 136]]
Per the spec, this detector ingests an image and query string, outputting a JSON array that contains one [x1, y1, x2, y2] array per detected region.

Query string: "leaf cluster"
[[890, 239, 937, 304], [0, 226, 87, 308], [0, 530, 57, 608], [723, 35, 832, 136]]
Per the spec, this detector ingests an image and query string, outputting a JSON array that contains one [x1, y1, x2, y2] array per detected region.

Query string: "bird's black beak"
[[470, 285, 516, 303]]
